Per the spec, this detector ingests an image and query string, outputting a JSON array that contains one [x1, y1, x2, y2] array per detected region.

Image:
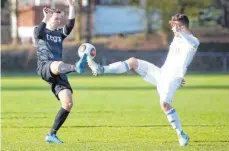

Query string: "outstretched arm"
[[62, 0, 76, 37], [178, 32, 200, 49]]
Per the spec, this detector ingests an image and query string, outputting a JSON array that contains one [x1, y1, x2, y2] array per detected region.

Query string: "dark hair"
[[44, 8, 61, 14], [51, 8, 61, 14], [171, 13, 189, 28]]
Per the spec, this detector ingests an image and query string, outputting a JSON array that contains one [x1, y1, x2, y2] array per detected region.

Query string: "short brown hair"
[[51, 8, 61, 14], [44, 8, 61, 14], [171, 13, 189, 28]]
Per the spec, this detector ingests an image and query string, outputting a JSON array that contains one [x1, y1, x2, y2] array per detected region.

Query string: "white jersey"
[[161, 32, 199, 78]]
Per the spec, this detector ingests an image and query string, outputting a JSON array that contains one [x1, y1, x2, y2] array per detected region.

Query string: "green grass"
[[1, 74, 229, 151]]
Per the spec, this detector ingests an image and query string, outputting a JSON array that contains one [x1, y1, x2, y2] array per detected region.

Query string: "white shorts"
[[135, 59, 182, 104]]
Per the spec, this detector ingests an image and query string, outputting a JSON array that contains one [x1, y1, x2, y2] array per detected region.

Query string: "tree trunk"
[[74, 1, 82, 42], [221, 0, 229, 28], [145, 12, 152, 40], [11, 0, 19, 44], [85, 0, 92, 43]]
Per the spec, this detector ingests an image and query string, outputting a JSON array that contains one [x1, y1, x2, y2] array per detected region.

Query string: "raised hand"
[[68, 0, 76, 7], [43, 7, 52, 21]]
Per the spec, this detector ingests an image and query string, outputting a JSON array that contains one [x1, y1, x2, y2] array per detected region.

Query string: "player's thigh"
[[157, 78, 182, 104], [58, 89, 73, 109], [39, 61, 55, 82], [137, 59, 161, 86], [52, 74, 73, 103]]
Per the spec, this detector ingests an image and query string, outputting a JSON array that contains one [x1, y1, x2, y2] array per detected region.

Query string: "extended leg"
[[50, 53, 87, 75], [87, 57, 160, 86]]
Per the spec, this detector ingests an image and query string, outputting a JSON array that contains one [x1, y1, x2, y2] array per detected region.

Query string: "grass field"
[[1, 74, 229, 151]]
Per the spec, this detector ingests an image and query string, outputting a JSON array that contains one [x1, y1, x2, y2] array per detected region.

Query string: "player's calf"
[[160, 101, 183, 135], [160, 101, 189, 146], [88, 58, 133, 75], [100, 57, 138, 74], [48, 89, 73, 137], [50, 55, 87, 75], [87, 57, 143, 76]]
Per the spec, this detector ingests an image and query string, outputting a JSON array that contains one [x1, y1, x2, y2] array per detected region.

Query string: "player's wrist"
[[42, 17, 49, 23], [69, 6, 75, 13], [68, 6, 75, 19]]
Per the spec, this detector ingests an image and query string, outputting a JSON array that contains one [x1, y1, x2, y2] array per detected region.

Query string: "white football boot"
[[178, 131, 189, 146], [87, 57, 104, 76]]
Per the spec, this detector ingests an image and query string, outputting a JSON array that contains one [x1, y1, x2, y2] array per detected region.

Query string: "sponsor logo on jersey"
[[46, 34, 62, 43]]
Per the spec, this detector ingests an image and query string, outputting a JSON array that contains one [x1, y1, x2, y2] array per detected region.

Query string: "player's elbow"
[[64, 25, 74, 35], [64, 19, 75, 35], [191, 38, 200, 49]]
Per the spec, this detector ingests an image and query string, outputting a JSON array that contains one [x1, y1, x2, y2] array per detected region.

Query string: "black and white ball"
[[78, 43, 96, 59]]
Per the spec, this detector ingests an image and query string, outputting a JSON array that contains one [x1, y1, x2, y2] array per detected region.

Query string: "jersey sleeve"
[[178, 32, 200, 50], [61, 18, 75, 39], [34, 22, 46, 39]]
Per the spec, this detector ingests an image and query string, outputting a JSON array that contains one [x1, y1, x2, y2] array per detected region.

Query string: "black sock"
[[50, 107, 70, 135], [58, 63, 76, 74]]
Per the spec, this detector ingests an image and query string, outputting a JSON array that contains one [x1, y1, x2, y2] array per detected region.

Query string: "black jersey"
[[34, 27, 65, 65], [34, 19, 75, 73]]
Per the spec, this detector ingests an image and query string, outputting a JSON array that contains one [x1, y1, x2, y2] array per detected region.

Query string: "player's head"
[[170, 13, 189, 28], [48, 9, 62, 29]]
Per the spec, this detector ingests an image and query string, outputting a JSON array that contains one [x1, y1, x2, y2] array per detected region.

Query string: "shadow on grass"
[[192, 140, 229, 143], [2, 85, 229, 91], [2, 125, 229, 128]]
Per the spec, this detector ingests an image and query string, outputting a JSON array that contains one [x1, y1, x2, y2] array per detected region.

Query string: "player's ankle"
[[176, 130, 184, 135]]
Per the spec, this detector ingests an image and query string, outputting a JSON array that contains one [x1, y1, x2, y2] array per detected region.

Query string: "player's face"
[[169, 21, 185, 36], [49, 13, 61, 28]]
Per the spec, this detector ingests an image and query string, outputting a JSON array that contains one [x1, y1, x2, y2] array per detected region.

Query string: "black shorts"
[[37, 61, 73, 100]]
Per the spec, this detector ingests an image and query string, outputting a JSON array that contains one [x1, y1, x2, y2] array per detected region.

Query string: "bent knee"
[[50, 61, 63, 75], [160, 102, 172, 113], [62, 100, 73, 111], [126, 57, 138, 70]]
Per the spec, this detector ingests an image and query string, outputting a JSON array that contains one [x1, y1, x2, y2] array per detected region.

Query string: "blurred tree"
[[74, 0, 82, 42], [218, 0, 229, 28], [10, 0, 19, 44], [131, 0, 212, 41], [1, 0, 7, 8]]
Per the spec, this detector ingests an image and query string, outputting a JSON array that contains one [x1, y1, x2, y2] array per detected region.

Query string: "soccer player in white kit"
[[87, 13, 199, 146]]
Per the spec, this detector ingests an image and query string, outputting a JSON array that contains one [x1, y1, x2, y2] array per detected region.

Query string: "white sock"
[[103, 61, 130, 74], [165, 108, 183, 135], [135, 59, 148, 77]]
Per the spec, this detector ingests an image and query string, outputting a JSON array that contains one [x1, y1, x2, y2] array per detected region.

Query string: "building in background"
[[14, 0, 144, 43], [5, 0, 228, 44]]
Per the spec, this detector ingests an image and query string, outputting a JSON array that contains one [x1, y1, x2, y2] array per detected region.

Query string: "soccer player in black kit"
[[34, 0, 87, 143]]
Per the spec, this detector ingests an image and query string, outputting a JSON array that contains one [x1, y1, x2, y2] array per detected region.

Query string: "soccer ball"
[[78, 43, 96, 59]]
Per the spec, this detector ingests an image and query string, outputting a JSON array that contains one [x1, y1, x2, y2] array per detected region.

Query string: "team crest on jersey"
[[46, 34, 62, 43]]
